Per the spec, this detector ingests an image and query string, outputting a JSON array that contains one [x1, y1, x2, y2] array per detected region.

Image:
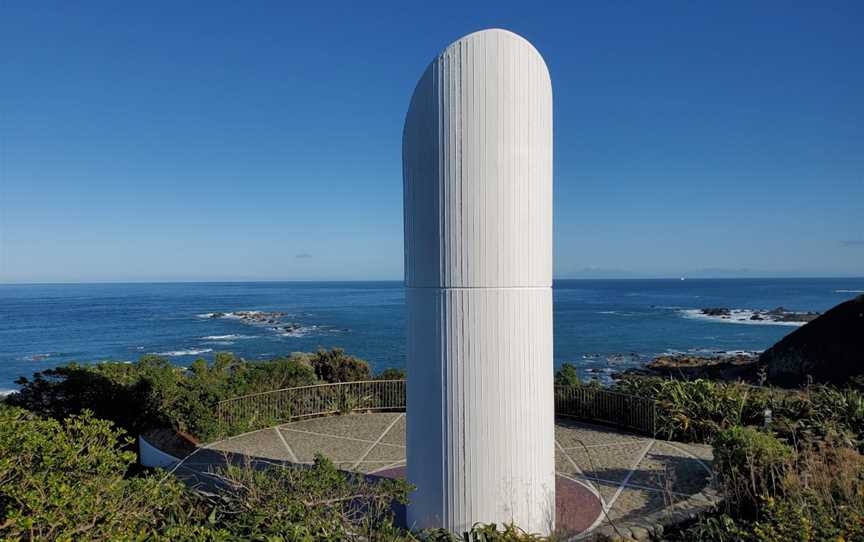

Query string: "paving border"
[[143, 412, 719, 540]]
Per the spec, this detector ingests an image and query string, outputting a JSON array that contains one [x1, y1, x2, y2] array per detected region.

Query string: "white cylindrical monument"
[[402, 29, 555, 534]]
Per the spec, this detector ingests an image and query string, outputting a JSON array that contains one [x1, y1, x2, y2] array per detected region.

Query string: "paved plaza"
[[179, 413, 716, 539]]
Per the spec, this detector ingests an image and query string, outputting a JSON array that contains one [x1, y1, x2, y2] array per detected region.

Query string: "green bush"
[[0, 404, 201, 540], [668, 426, 864, 541], [554, 363, 581, 387], [667, 497, 864, 542], [425, 523, 549, 541], [376, 367, 407, 380], [9, 355, 183, 436], [9, 350, 334, 442], [614, 376, 864, 447], [209, 454, 412, 541], [0, 404, 424, 542], [311, 347, 372, 383], [712, 426, 792, 512]]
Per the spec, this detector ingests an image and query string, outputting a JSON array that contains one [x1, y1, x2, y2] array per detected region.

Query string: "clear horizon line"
[[2, 275, 863, 286]]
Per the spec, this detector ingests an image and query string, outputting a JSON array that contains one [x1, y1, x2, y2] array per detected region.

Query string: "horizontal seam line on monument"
[[405, 286, 551, 290]]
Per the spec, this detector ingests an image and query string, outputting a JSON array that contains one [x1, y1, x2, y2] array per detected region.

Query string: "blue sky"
[[1, 1, 862, 282]]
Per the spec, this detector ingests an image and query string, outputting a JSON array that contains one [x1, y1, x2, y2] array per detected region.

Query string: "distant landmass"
[[558, 268, 864, 279]]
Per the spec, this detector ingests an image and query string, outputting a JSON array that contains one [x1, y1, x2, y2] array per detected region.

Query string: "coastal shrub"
[[771, 384, 864, 449], [614, 376, 864, 447], [208, 454, 413, 541], [665, 423, 864, 542], [425, 523, 549, 541], [8, 350, 345, 442], [0, 404, 201, 541], [554, 363, 581, 387], [0, 404, 427, 541], [377, 367, 407, 380], [712, 426, 791, 512], [8, 356, 184, 436], [667, 504, 864, 542], [614, 377, 754, 442], [311, 347, 372, 383], [175, 353, 317, 440]]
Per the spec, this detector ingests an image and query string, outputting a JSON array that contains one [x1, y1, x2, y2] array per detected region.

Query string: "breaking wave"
[[153, 348, 214, 357], [680, 309, 807, 327]]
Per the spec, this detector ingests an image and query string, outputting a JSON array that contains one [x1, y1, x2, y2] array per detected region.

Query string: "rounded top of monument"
[[438, 28, 549, 72], [402, 27, 553, 289]]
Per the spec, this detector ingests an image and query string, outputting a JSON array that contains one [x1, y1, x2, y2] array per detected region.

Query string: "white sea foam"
[[197, 311, 264, 319], [223, 311, 262, 319], [658, 348, 761, 358], [200, 334, 255, 340], [20, 353, 54, 362], [154, 348, 213, 357], [279, 325, 319, 338], [680, 309, 806, 327], [0, 389, 18, 398], [836, 289, 864, 293]]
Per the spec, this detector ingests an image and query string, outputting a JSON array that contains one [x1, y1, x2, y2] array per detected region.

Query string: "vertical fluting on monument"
[[402, 29, 555, 534]]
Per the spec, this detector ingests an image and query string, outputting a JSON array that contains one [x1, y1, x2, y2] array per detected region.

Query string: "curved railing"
[[216, 380, 406, 435], [215, 380, 656, 438], [554, 385, 656, 435]]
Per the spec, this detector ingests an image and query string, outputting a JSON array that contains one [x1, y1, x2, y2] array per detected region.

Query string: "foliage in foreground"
[[0, 404, 198, 540], [663, 424, 864, 542], [0, 403, 415, 541], [610, 377, 864, 541], [1, 404, 547, 542], [7, 348, 379, 442]]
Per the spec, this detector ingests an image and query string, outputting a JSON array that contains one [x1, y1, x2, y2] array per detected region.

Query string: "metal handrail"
[[215, 380, 406, 434], [554, 385, 657, 435], [216, 379, 402, 405], [215, 379, 657, 438]]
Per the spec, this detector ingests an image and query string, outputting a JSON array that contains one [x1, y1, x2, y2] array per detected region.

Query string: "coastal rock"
[[697, 306, 819, 324], [201, 310, 318, 338], [207, 311, 289, 325], [760, 294, 864, 386], [642, 352, 759, 381]]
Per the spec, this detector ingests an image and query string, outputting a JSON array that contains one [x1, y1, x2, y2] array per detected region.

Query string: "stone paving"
[[192, 412, 716, 540]]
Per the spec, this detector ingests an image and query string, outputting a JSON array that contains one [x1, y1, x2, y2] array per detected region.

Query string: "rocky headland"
[[760, 294, 864, 386], [625, 296, 862, 386]]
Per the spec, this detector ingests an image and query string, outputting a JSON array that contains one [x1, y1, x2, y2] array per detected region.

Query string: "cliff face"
[[760, 295, 864, 386]]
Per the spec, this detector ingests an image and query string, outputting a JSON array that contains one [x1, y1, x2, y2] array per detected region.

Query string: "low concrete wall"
[[139, 435, 181, 468]]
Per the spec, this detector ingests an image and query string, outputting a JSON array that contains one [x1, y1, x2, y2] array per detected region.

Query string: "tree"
[[554, 363, 581, 387], [310, 348, 372, 383]]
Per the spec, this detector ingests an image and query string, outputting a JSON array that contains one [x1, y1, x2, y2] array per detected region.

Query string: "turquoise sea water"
[[1, 278, 862, 392]]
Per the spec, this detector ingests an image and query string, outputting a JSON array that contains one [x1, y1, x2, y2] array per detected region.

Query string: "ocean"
[[1, 278, 862, 393]]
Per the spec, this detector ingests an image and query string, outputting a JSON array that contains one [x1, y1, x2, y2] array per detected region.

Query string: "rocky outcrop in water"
[[699, 307, 819, 323], [760, 295, 864, 386], [204, 311, 304, 334], [638, 352, 760, 381]]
